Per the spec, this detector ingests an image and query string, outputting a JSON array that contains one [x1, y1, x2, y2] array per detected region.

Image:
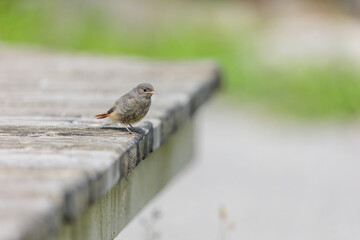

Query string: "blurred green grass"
[[1, 1, 360, 118]]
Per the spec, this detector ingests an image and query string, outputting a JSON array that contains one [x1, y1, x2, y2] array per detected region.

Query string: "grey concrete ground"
[[118, 98, 360, 240]]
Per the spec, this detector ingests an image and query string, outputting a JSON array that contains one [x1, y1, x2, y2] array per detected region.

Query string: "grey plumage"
[[95, 83, 155, 134]]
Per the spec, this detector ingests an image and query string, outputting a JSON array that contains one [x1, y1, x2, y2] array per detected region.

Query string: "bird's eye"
[[144, 89, 147, 92]]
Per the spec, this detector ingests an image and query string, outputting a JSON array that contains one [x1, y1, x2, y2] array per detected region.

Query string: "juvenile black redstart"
[[95, 83, 156, 134]]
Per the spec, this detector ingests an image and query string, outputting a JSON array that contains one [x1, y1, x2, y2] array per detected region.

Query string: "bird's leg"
[[129, 123, 136, 132], [119, 121, 133, 134], [129, 123, 143, 135]]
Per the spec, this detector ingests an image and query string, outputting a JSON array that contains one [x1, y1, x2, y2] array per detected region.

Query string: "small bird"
[[95, 83, 156, 134]]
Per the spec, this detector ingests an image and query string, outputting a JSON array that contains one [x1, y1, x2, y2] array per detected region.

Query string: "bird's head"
[[136, 83, 156, 98]]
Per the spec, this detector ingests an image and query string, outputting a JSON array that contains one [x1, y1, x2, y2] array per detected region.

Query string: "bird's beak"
[[149, 91, 157, 95]]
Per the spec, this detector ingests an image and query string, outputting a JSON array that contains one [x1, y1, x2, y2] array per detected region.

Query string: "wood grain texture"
[[0, 46, 220, 240]]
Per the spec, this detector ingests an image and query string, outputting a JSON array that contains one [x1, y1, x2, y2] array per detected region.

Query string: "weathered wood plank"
[[0, 46, 220, 240]]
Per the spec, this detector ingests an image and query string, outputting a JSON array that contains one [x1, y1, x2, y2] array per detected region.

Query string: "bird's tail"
[[95, 113, 109, 119]]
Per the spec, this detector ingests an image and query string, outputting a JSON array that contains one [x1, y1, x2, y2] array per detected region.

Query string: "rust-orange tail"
[[95, 113, 109, 119]]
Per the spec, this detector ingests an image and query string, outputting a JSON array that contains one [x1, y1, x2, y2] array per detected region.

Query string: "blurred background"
[[1, 0, 360, 239], [2, 0, 360, 118]]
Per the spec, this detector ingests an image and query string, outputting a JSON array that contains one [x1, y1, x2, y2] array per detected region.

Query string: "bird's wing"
[[114, 94, 137, 114], [107, 106, 115, 114]]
